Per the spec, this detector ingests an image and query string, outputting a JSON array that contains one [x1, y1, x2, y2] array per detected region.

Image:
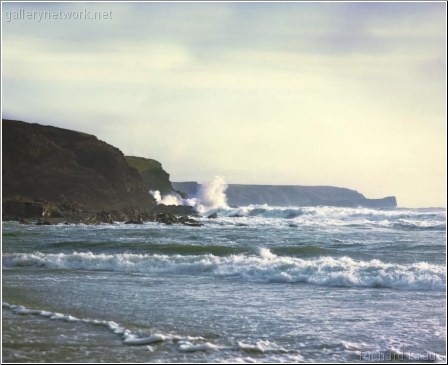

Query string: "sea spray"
[[150, 176, 229, 213], [194, 176, 228, 212], [150, 190, 186, 206]]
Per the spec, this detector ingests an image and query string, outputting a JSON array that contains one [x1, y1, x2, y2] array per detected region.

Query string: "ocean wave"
[[392, 221, 446, 231], [3, 250, 445, 291], [205, 206, 446, 231]]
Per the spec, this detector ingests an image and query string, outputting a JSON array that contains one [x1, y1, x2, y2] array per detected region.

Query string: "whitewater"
[[2, 191, 446, 362]]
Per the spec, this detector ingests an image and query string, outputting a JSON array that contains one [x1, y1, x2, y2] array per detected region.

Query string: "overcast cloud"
[[2, 2, 446, 207]]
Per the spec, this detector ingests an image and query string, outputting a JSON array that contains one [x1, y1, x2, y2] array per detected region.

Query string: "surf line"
[[2, 302, 219, 351], [2, 302, 298, 355]]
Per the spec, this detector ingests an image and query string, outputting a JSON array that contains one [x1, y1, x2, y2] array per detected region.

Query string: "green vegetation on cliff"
[[125, 156, 174, 194]]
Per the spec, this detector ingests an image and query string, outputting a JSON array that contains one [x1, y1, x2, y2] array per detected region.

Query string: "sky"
[[2, 1, 446, 207]]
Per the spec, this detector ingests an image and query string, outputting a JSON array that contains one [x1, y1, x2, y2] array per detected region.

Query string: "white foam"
[[259, 248, 276, 259], [108, 321, 127, 335], [237, 340, 288, 353], [66, 315, 80, 322], [224, 356, 257, 363], [222, 354, 305, 363], [14, 307, 42, 315], [123, 334, 165, 345], [150, 190, 187, 206], [50, 313, 66, 320], [178, 341, 222, 352], [4, 251, 445, 291], [340, 340, 366, 351]]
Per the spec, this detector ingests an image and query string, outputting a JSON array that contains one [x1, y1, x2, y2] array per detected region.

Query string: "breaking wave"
[[211, 206, 446, 230], [3, 250, 445, 291], [151, 176, 228, 213]]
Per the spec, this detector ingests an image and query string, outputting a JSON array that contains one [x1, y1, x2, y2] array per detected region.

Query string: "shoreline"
[[2, 198, 201, 226]]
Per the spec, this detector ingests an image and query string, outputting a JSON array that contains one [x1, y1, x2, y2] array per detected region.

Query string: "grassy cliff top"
[[125, 156, 174, 194]]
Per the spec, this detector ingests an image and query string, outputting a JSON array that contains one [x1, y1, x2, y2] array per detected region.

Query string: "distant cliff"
[[173, 182, 397, 208], [2, 119, 156, 220], [125, 156, 174, 194]]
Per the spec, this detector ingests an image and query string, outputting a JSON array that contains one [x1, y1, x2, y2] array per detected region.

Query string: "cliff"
[[172, 182, 397, 208], [125, 156, 174, 194], [2, 119, 156, 220]]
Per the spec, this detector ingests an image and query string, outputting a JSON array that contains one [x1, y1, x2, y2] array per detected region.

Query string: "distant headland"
[[173, 182, 397, 209]]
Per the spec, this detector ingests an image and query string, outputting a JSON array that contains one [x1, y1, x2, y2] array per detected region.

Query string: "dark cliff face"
[[125, 156, 174, 194], [2, 119, 156, 215]]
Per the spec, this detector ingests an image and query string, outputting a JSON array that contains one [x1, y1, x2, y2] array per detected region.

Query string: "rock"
[[181, 221, 203, 227], [42, 203, 63, 218], [153, 204, 198, 216], [178, 216, 203, 227], [178, 216, 190, 223], [81, 211, 116, 225], [2, 119, 156, 221], [229, 214, 243, 218], [2, 199, 44, 220], [125, 219, 143, 224], [36, 219, 52, 225], [155, 212, 178, 225], [207, 213, 219, 219], [153, 213, 203, 227]]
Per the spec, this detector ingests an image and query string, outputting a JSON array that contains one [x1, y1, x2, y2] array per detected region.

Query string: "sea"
[[1, 205, 446, 363]]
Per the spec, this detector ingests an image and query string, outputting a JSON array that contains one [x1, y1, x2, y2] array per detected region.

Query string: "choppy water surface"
[[2, 206, 446, 362]]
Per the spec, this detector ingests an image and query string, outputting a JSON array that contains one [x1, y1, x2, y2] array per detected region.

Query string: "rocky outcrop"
[[154, 213, 202, 226], [173, 182, 397, 208], [2, 119, 156, 220], [152, 204, 198, 216], [125, 156, 175, 194]]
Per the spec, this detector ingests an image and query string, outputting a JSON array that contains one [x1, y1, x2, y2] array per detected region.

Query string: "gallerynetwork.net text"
[[4, 8, 112, 22]]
